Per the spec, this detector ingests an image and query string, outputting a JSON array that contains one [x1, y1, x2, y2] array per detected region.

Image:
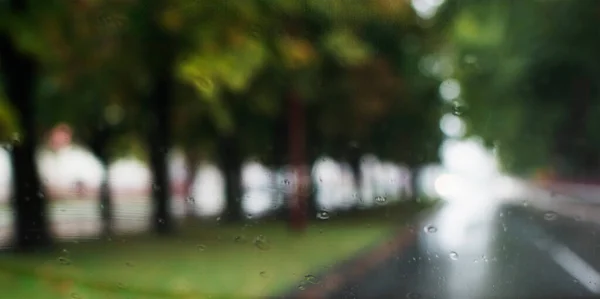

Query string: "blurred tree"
[[131, 0, 182, 234], [173, 0, 443, 223], [439, 0, 600, 178], [30, 0, 140, 236], [0, 0, 52, 251]]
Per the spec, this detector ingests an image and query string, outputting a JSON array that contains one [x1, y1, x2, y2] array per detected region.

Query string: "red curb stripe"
[[296, 229, 417, 299]]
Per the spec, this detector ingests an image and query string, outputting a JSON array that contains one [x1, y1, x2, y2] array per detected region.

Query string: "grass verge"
[[0, 201, 430, 299]]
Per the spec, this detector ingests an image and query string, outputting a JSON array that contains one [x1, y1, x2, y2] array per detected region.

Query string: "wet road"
[[320, 180, 600, 299]]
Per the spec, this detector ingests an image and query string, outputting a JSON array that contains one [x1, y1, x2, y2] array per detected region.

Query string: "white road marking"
[[549, 244, 600, 293], [533, 230, 600, 293]]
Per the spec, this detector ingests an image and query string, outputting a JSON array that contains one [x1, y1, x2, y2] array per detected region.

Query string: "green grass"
[[0, 202, 427, 299]]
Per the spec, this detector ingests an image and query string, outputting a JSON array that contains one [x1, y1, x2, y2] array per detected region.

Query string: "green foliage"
[[0, 89, 20, 141], [442, 0, 600, 176]]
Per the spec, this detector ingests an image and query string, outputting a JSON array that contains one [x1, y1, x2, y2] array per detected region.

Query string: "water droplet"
[[247, 213, 253, 219], [522, 200, 529, 207], [449, 251, 459, 260], [126, 262, 134, 267], [197, 244, 206, 251], [298, 284, 306, 291], [259, 271, 268, 278], [283, 179, 290, 185], [463, 54, 477, 64], [375, 196, 387, 204], [406, 292, 422, 299], [158, 218, 165, 224], [216, 216, 221, 221], [317, 211, 330, 220], [152, 184, 159, 191], [424, 225, 437, 233], [451, 101, 465, 116], [71, 293, 81, 299], [544, 212, 557, 221], [58, 257, 71, 265], [254, 235, 270, 251], [234, 235, 245, 243], [118, 282, 126, 289], [11, 132, 21, 144], [186, 196, 195, 203], [37, 191, 44, 199], [305, 274, 319, 284]]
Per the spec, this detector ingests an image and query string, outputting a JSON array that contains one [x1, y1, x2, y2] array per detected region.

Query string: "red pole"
[[288, 91, 308, 231]]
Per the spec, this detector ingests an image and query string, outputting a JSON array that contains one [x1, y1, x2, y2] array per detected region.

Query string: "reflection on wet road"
[[327, 177, 600, 299]]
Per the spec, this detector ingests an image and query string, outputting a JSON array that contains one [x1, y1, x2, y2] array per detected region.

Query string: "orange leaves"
[[160, 7, 183, 33], [279, 36, 318, 70]]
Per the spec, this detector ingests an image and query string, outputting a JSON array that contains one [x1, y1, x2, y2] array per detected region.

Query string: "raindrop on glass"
[[406, 292, 422, 299], [298, 284, 306, 291], [305, 274, 319, 284], [375, 196, 387, 204], [186, 196, 195, 203], [71, 293, 81, 299], [463, 54, 477, 64], [317, 211, 330, 220], [197, 244, 206, 252], [11, 132, 21, 144], [451, 101, 465, 116], [449, 251, 459, 260], [424, 225, 438, 233], [126, 262, 134, 267], [544, 212, 557, 221], [58, 257, 71, 265], [254, 235, 270, 251], [283, 179, 290, 185], [260, 271, 268, 278]]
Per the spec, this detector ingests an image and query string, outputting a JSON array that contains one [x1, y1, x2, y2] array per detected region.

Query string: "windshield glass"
[[0, 0, 598, 298]]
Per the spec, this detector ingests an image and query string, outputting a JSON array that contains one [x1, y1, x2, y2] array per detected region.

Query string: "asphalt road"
[[313, 183, 600, 299]]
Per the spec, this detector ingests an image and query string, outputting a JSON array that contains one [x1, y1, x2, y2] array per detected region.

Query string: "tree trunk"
[[147, 82, 174, 234], [0, 32, 52, 251], [89, 125, 112, 237], [217, 135, 243, 222], [409, 165, 421, 201], [272, 115, 288, 219], [348, 150, 363, 202], [142, 1, 177, 235], [288, 91, 312, 230], [183, 150, 199, 217]]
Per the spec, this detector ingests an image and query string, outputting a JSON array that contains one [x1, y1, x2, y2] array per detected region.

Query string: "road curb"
[[285, 203, 443, 299]]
